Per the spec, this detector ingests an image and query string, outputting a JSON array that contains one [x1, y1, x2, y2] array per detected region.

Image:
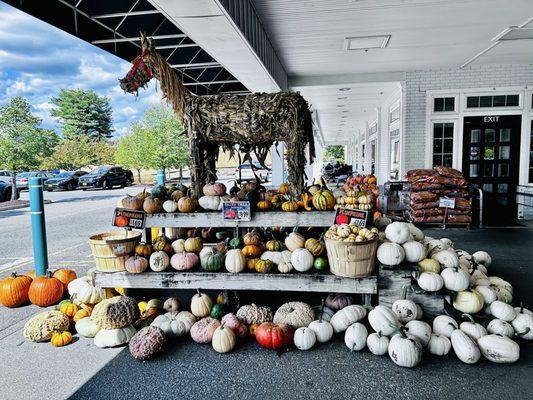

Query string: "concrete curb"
[[0, 200, 52, 212]]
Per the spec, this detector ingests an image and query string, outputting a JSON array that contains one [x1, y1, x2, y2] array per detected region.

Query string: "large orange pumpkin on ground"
[[0, 273, 32, 308], [28, 273, 64, 307], [53, 269, 77, 294]]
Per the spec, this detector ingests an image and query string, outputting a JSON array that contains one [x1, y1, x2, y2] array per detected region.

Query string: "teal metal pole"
[[29, 177, 48, 276], [156, 168, 165, 185]]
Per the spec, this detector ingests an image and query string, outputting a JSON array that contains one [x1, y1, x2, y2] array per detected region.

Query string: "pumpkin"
[[177, 196, 199, 213], [441, 267, 469, 291], [242, 244, 262, 258], [418, 258, 441, 273], [184, 237, 203, 253], [450, 329, 481, 364], [453, 290, 484, 314], [75, 317, 101, 338], [305, 238, 325, 256], [487, 319, 514, 337], [344, 322, 368, 351], [0, 273, 32, 308], [190, 317, 221, 343], [198, 195, 225, 211], [242, 231, 260, 246], [73, 308, 91, 323], [125, 255, 148, 274], [392, 299, 419, 323], [196, 247, 223, 271], [417, 272, 444, 292], [294, 327, 317, 350], [67, 276, 105, 305], [255, 259, 274, 273], [388, 329, 423, 367], [161, 297, 180, 313], [368, 306, 399, 336], [23, 310, 70, 342], [203, 182, 226, 196], [28, 272, 64, 307], [312, 187, 335, 210], [225, 249, 246, 273], [512, 313, 533, 340], [476, 334, 519, 363], [266, 239, 284, 251], [427, 239, 449, 255], [170, 190, 185, 202], [290, 248, 314, 272], [52, 269, 77, 294], [170, 252, 199, 271], [149, 251, 170, 272], [308, 319, 334, 343], [212, 325, 236, 353], [246, 258, 260, 271], [150, 184, 168, 199], [377, 242, 405, 266], [428, 334, 451, 356], [135, 242, 153, 257], [228, 237, 243, 249], [458, 314, 487, 340], [151, 311, 195, 337], [94, 325, 137, 348], [281, 200, 299, 212], [50, 331, 72, 347], [402, 241, 427, 263], [384, 222, 411, 244], [257, 199, 272, 211], [273, 301, 314, 328], [121, 195, 144, 210], [325, 293, 353, 311], [191, 290, 212, 317], [221, 313, 247, 338], [472, 250, 492, 267], [236, 304, 273, 324], [285, 232, 305, 251], [433, 315, 458, 338], [143, 196, 163, 213], [474, 285, 497, 305], [160, 199, 178, 213], [92, 296, 140, 329], [490, 300, 517, 321], [255, 322, 293, 350], [432, 249, 460, 269], [59, 301, 79, 319], [330, 305, 368, 333], [407, 223, 424, 241], [210, 303, 227, 319], [129, 326, 166, 360], [366, 332, 390, 355], [405, 320, 431, 346], [278, 183, 291, 194]]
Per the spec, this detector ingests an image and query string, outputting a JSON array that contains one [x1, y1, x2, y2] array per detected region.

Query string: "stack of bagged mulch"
[[405, 166, 472, 224]]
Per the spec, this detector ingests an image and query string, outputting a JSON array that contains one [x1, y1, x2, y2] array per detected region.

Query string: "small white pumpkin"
[[450, 329, 480, 364], [290, 248, 314, 272], [407, 223, 424, 242], [478, 335, 519, 363], [285, 232, 305, 251], [472, 251, 492, 267], [440, 238, 454, 248], [171, 239, 186, 253], [427, 239, 449, 256], [368, 306, 399, 336], [75, 317, 101, 338], [330, 305, 368, 333], [384, 222, 411, 244], [260, 251, 282, 265], [366, 332, 390, 355], [469, 270, 490, 287], [149, 251, 170, 272], [432, 249, 459, 269], [491, 285, 513, 304], [212, 325, 236, 353], [344, 322, 368, 351], [277, 250, 293, 273], [308, 319, 334, 343], [441, 267, 469, 291], [428, 334, 451, 356], [470, 263, 488, 275], [94, 325, 136, 348], [488, 276, 513, 294], [162, 199, 179, 213], [475, 285, 497, 305], [453, 289, 484, 314], [402, 241, 427, 263], [377, 242, 405, 266], [294, 327, 317, 350], [490, 300, 517, 321], [459, 314, 487, 340], [487, 319, 514, 338], [388, 332, 422, 367], [190, 291, 212, 317], [151, 312, 194, 337], [392, 299, 419, 323], [405, 320, 431, 346], [511, 313, 533, 340], [225, 249, 246, 273], [198, 195, 224, 211], [515, 305, 533, 316], [417, 272, 444, 292], [432, 315, 458, 338]]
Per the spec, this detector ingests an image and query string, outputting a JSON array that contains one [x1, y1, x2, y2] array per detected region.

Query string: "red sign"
[[334, 208, 371, 228], [112, 208, 146, 229]]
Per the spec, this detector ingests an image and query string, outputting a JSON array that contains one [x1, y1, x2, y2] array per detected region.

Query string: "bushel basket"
[[325, 237, 378, 278], [88, 231, 142, 272]]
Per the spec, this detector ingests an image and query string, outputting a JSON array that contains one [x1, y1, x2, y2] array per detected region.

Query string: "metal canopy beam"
[[183, 79, 239, 86], [92, 34, 187, 44], [156, 43, 198, 50], [170, 61, 221, 68], [93, 10, 161, 19]]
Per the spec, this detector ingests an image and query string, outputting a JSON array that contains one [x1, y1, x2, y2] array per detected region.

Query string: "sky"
[[0, 1, 165, 137]]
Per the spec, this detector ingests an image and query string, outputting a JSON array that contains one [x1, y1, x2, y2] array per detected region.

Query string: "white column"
[[312, 141, 325, 181], [271, 142, 285, 185]]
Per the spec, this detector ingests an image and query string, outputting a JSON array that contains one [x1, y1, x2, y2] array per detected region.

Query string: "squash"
[[460, 314, 487, 340], [428, 334, 451, 356], [257, 199, 273, 211], [392, 299, 419, 323], [255, 259, 274, 274], [450, 329, 480, 364], [162, 199, 179, 213], [28, 272, 64, 307], [125, 255, 148, 274], [366, 332, 390, 355], [384, 222, 411, 244], [261, 251, 282, 265], [197, 247, 223, 271], [190, 290, 212, 318], [285, 232, 305, 251], [472, 251, 492, 267], [73, 308, 91, 323], [242, 244, 262, 258], [368, 306, 399, 336], [23, 310, 70, 342], [51, 331, 73, 347], [265, 239, 284, 251], [308, 319, 334, 343], [325, 293, 353, 311], [490, 300, 517, 321], [330, 305, 368, 333], [92, 296, 139, 329], [236, 304, 273, 324], [477, 335, 519, 363], [177, 196, 199, 213], [212, 325, 236, 353], [402, 241, 427, 263], [278, 183, 291, 194], [512, 313, 533, 340], [129, 326, 166, 360], [184, 237, 203, 253], [135, 242, 153, 257], [75, 317, 101, 338], [224, 249, 246, 273], [221, 313, 247, 338], [281, 200, 299, 212], [190, 317, 221, 343], [151, 312, 194, 337], [405, 320, 432, 346], [170, 190, 185, 202], [407, 223, 424, 241], [273, 301, 314, 328], [475, 285, 497, 305], [344, 322, 368, 351], [377, 242, 405, 266], [388, 329, 423, 367], [487, 319, 514, 337], [243, 231, 262, 246], [143, 196, 163, 213], [170, 239, 186, 253], [67, 276, 105, 305], [121, 194, 144, 211], [59, 301, 79, 319], [298, 192, 313, 211], [149, 251, 170, 272], [432, 249, 460, 269], [291, 248, 314, 272], [453, 289, 484, 314], [203, 182, 226, 196], [294, 327, 317, 350], [441, 267, 469, 291], [163, 297, 181, 313], [0, 273, 32, 308], [255, 322, 293, 350], [277, 251, 294, 273], [94, 325, 137, 348], [171, 252, 199, 271], [312, 187, 336, 210], [432, 315, 458, 338], [417, 272, 444, 292], [304, 238, 325, 256]]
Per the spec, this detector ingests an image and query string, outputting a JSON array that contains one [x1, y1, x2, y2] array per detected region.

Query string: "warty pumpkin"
[[92, 296, 140, 329], [0, 273, 32, 308]]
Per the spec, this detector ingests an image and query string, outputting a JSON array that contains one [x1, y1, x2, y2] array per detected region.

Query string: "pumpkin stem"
[[196, 289, 201, 297], [351, 343, 356, 353], [362, 305, 373, 311], [461, 313, 475, 323], [516, 327, 530, 337]]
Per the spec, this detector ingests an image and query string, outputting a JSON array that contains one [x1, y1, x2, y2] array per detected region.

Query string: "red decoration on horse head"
[[119, 34, 155, 94]]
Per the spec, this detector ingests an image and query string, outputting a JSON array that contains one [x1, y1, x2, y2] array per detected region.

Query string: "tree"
[[51, 89, 113, 140], [324, 145, 345, 163], [40, 136, 116, 170], [115, 124, 148, 183], [0, 96, 58, 199]]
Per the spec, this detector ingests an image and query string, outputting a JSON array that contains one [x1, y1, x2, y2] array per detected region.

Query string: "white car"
[[0, 171, 12, 184], [234, 162, 270, 183]]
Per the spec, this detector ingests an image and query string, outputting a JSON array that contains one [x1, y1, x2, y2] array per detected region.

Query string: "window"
[[434, 97, 455, 112], [361, 144, 366, 172], [432, 122, 454, 167], [370, 140, 376, 175], [389, 106, 400, 123], [466, 94, 519, 108], [389, 129, 400, 180]]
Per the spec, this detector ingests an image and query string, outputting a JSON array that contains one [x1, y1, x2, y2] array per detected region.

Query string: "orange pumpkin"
[[373, 210, 383, 219], [53, 269, 77, 294], [73, 308, 91, 322], [0, 273, 32, 308], [278, 183, 291, 195], [51, 331, 73, 347], [135, 242, 153, 257], [242, 245, 262, 258], [247, 258, 260, 271], [59, 301, 79, 319], [28, 273, 64, 307], [257, 200, 272, 211]]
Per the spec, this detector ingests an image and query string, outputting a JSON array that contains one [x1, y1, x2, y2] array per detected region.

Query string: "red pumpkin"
[[52, 269, 77, 294], [255, 322, 293, 350], [0, 273, 32, 308], [28, 272, 64, 307]]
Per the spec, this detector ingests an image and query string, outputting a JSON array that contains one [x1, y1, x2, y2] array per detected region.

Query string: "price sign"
[[439, 197, 456, 209], [222, 201, 251, 222], [112, 208, 146, 229], [334, 207, 371, 228]]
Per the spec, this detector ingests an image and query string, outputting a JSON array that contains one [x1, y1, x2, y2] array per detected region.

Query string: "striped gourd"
[[312, 189, 335, 210]]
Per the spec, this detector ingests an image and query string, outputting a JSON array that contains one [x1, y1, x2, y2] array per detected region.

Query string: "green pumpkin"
[[313, 257, 328, 271], [228, 237, 243, 249], [56, 299, 72, 310], [200, 249, 225, 271], [244, 190, 259, 207], [216, 290, 240, 313], [151, 184, 168, 199], [210, 303, 227, 319]]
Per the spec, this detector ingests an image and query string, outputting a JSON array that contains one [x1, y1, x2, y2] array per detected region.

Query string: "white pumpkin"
[[151, 312, 194, 337], [469, 270, 490, 287], [439, 238, 454, 248], [198, 195, 224, 211], [377, 242, 405, 266], [488, 276, 513, 294], [407, 223, 424, 242], [75, 317, 101, 338], [366, 332, 390, 355], [285, 232, 305, 251], [190, 291, 212, 317], [453, 290, 484, 314], [162, 199, 179, 213], [515, 305, 533, 316], [225, 249, 246, 273], [294, 327, 317, 350], [427, 334, 451, 356], [490, 300, 517, 321], [459, 257, 473, 271], [459, 315, 487, 340], [368, 306, 399, 336], [456, 249, 472, 261], [384, 222, 411, 244], [402, 241, 427, 263], [417, 272, 444, 292], [67, 276, 106, 305], [277, 250, 293, 273], [487, 319, 514, 338], [432, 315, 458, 338], [392, 299, 419, 323], [441, 267, 469, 291], [312, 305, 335, 322], [432, 249, 459, 269], [478, 335, 519, 363], [212, 325, 236, 353], [405, 320, 431, 346], [344, 322, 368, 351], [472, 251, 492, 267], [308, 319, 334, 343], [470, 263, 488, 275], [450, 329, 480, 364], [388, 332, 422, 367], [427, 239, 449, 256], [171, 239, 186, 253], [491, 285, 513, 304], [290, 248, 314, 272], [260, 251, 282, 265], [512, 313, 533, 340], [330, 305, 367, 333], [94, 325, 136, 348], [149, 251, 170, 272], [475, 285, 497, 305]]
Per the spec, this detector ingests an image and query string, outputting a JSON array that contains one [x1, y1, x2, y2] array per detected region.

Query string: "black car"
[[44, 171, 88, 191], [77, 166, 133, 190], [0, 181, 15, 202]]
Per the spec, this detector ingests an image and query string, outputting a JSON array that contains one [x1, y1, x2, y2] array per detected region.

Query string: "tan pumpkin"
[[285, 232, 305, 251], [143, 196, 163, 213], [177, 197, 199, 213], [304, 238, 325, 256], [191, 290, 212, 317], [170, 190, 185, 202], [184, 237, 203, 253], [121, 195, 144, 211]]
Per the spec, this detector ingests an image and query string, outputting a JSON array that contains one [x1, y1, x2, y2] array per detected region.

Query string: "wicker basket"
[[325, 237, 378, 278], [88, 231, 142, 272]]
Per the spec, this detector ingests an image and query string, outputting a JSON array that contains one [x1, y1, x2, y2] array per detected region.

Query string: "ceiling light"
[[337, 105, 345, 108], [342, 110, 349, 113], [492, 26, 533, 41], [337, 97, 348, 100], [344, 35, 390, 51], [339, 87, 351, 91]]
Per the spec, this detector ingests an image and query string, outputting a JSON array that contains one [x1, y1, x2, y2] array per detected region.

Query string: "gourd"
[[212, 325, 237, 353], [190, 290, 212, 317], [432, 250, 460, 269], [92, 296, 140, 329], [190, 317, 221, 343], [149, 251, 170, 272], [0, 273, 32, 307], [344, 322, 368, 351], [73, 308, 91, 322], [308, 319, 334, 343], [203, 182, 226, 196], [177, 196, 199, 213], [277, 251, 293, 273], [487, 319, 514, 338], [225, 249, 246, 273], [75, 317, 101, 338], [291, 248, 314, 272], [273, 301, 314, 328], [151, 312, 195, 337], [255, 322, 293, 350], [477, 335, 519, 363], [198, 195, 223, 211], [402, 241, 427, 263], [125, 255, 148, 274], [171, 252, 199, 271], [459, 314, 487, 340], [472, 251, 492, 267], [475, 285, 497, 305], [266, 240, 284, 252], [129, 326, 166, 360], [511, 313, 533, 340], [28, 273, 64, 307], [285, 232, 305, 251], [23, 310, 70, 342], [162, 199, 179, 213], [184, 237, 203, 253], [330, 305, 368, 333], [281, 200, 299, 212], [417, 272, 444, 292], [392, 299, 419, 323], [143, 196, 163, 213], [432, 315, 458, 338], [294, 327, 317, 350], [198, 247, 224, 271], [325, 293, 353, 311], [490, 300, 517, 321], [368, 306, 399, 336], [67, 276, 106, 304], [51, 331, 73, 347], [388, 329, 423, 367], [428, 334, 451, 356], [441, 267, 469, 291], [312, 187, 336, 210], [312, 304, 335, 322], [171, 239, 186, 253], [221, 313, 248, 338], [407, 224, 424, 241], [450, 329, 480, 364], [366, 332, 390, 355], [52, 269, 77, 293], [384, 222, 411, 244], [94, 325, 137, 348], [405, 320, 432, 346], [304, 238, 325, 256], [377, 242, 405, 266], [255, 259, 274, 273], [453, 289, 484, 314], [241, 244, 262, 258], [260, 251, 282, 265], [236, 304, 273, 324]]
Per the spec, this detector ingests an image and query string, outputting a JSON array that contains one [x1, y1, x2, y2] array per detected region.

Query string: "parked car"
[[0, 170, 12, 184], [0, 181, 14, 202], [78, 166, 133, 190], [234, 162, 270, 183], [44, 171, 88, 191], [16, 171, 56, 190]]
